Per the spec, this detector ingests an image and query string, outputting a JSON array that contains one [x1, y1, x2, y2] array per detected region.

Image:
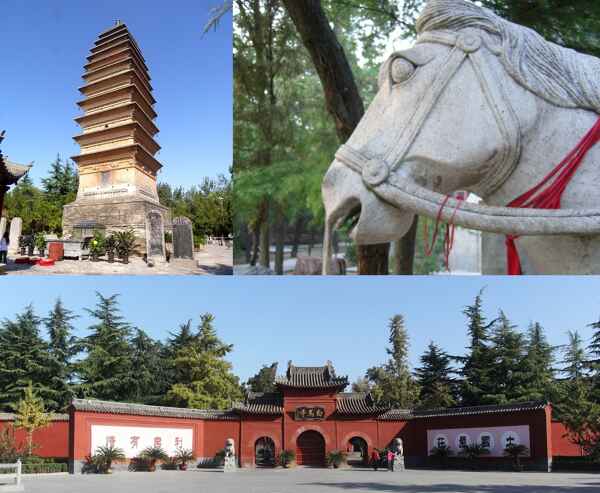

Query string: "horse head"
[[322, 0, 600, 272]]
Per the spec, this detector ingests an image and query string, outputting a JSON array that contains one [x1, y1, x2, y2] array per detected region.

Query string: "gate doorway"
[[296, 430, 325, 467], [347, 436, 368, 466], [255, 437, 276, 467]]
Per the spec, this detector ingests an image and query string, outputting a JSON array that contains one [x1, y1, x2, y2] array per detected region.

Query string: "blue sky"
[[0, 0, 232, 187], [1, 276, 598, 384]]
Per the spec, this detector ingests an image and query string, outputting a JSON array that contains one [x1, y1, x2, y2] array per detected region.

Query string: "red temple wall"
[[239, 416, 283, 467], [551, 421, 585, 456], [69, 411, 203, 461], [202, 419, 240, 460], [0, 419, 69, 458]]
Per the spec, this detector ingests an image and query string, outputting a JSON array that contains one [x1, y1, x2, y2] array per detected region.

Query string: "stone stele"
[[8, 217, 22, 255], [172, 216, 194, 259], [62, 21, 171, 253], [322, 0, 600, 274], [0, 217, 6, 240], [145, 210, 166, 263]]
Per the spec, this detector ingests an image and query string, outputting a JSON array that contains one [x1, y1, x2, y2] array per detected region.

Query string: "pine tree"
[[165, 313, 242, 409], [44, 299, 78, 410], [366, 315, 419, 408], [515, 322, 555, 402], [414, 342, 456, 409], [486, 311, 525, 404], [587, 315, 600, 400], [75, 293, 134, 401], [458, 291, 496, 406], [0, 306, 60, 411], [14, 383, 51, 456], [562, 331, 587, 380], [130, 329, 169, 404], [246, 363, 277, 393]]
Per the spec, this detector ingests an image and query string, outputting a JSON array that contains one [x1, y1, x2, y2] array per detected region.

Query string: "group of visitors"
[[369, 449, 398, 471]]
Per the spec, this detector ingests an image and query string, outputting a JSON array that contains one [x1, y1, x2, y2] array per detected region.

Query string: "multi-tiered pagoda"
[[63, 21, 170, 249]]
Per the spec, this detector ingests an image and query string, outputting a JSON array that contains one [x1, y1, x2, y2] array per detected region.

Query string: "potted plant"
[[160, 457, 179, 470], [104, 234, 117, 263], [140, 446, 168, 472], [18, 236, 26, 256], [430, 444, 454, 468], [115, 228, 137, 264], [504, 444, 529, 471], [89, 230, 105, 262], [175, 447, 196, 471], [26, 235, 34, 257], [326, 450, 348, 469], [93, 445, 125, 474], [458, 443, 490, 470], [278, 450, 295, 468], [34, 233, 47, 257]]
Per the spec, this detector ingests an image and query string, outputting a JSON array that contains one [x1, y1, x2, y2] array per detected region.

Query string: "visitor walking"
[[0, 233, 8, 264], [387, 449, 395, 472], [370, 449, 380, 471]]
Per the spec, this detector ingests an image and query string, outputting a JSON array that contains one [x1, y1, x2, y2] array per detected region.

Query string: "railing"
[[0, 460, 21, 487]]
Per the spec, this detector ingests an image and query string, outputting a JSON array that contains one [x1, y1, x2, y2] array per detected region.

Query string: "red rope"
[[505, 117, 600, 274], [423, 193, 466, 270]]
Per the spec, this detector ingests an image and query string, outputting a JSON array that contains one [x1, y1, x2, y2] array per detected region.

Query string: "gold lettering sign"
[[294, 406, 325, 421]]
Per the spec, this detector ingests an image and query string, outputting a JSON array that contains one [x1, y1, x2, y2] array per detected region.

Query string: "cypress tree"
[[458, 291, 495, 406], [587, 315, 600, 400], [366, 315, 419, 408], [246, 363, 277, 393], [130, 329, 169, 404], [515, 322, 555, 402], [487, 311, 525, 404], [75, 293, 134, 401], [414, 341, 456, 409], [0, 306, 60, 411], [44, 299, 78, 410], [165, 313, 242, 409]]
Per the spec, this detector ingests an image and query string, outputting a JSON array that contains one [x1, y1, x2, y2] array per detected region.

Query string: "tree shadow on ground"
[[298, 482, 600, 493], [197, 263, 233, 275]]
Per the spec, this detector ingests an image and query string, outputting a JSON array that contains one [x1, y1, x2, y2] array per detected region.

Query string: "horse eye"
[[390, 58, 415, 84]]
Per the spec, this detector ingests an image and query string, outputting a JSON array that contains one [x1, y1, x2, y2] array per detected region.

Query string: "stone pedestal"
[[393, 455, 405, 471], [223, 456, 236, 472], [63, 196, 171, 255]]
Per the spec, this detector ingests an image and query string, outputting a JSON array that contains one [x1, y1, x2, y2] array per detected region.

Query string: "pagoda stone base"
[[62, 196, 171, 256]]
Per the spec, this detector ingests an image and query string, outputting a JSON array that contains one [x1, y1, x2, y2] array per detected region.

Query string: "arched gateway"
[[255, 437, 275, 467], [296, 430, 325, 467]]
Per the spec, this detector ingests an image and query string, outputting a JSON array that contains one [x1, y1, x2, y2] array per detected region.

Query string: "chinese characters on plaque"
[[294, 406, 325, 421]]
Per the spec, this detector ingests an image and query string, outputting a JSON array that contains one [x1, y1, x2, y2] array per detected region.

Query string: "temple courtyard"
[[18, 468, 600, 493], [1, 243, 232, 275]]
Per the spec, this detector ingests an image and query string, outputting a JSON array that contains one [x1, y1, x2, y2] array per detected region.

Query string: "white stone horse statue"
[[322, 0, 600, 274]]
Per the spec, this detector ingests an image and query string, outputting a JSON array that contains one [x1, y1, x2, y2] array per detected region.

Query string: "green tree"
[[366, 315, 419, 407], [44, 299, 78, 410], [246, 363, 277, 393], [587, 314, 600, 400], [14, 382, 51, 456], [515, 322, 555, 402], [0, 306, 60, 411], [165, 313, 242, 409], [130, 329, 169, 404], [75, 293, 134, 401], [486, 311, 525, 404], [414, 342, 456, 409], [458, 291, 495, 406]]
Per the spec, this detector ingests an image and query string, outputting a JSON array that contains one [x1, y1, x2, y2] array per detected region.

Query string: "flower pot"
[[20, 246, 26, 256], [179, 463, 188, 471], [108, 252, 115, 263], [39, 249, 45, 258], [27, 245, 34, 256], [122, 254, 129, 264]]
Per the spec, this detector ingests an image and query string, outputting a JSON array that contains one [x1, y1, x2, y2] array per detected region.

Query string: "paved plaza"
[[19, 468, 600, 493]]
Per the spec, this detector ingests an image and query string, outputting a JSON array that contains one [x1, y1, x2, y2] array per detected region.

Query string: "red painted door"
[[297, 431, 325, 466]]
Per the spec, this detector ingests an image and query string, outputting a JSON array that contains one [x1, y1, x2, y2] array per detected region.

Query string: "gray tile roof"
[[378, 401, 547, 421], [0, 134, 32, 184], [335, 393, 388, 415], [233, 392, 283, 415], [0, 413, 69, 422], [71, 399, 238, 421], [275, 361, 349, 389]]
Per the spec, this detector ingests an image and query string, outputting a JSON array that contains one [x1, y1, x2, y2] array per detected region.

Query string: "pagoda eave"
[[71, 144, 162, 173]]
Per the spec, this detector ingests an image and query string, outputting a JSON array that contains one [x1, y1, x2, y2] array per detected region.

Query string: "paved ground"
[[0, 244, 232, 275], [18, 468, 600, 493]]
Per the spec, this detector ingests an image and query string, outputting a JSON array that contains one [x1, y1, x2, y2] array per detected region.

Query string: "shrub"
[[104, 234, 117, 261], [458, 443, 490, 469], [140, 446, 169, 471], [175, 447, 196, 467], [504, 444, 529, 470], [21, 462, 67, 474], [0, 426, 24, 463], [93, 445, 126, 473], [34, 233, 47, 254], [89, 230, 106, 259], [326, 450, 347, 468], [115, 228, 137, 262], [128, 457, 153, 472], [160, 457, 179, 470], [430, 445, 454, 466], [278, 450, 296, 468]]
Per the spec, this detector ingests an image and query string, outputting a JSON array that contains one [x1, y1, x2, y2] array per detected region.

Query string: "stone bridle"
[[333, 30, 600, 238]]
